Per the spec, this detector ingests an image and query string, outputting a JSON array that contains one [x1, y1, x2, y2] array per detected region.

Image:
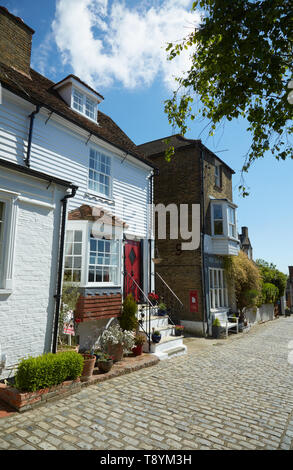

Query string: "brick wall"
[[0, 7, 34, 76], [150, 145, 203, 322], [203, 150, 233, 236], [0, 190, 63, 379], [75, 293, 122, 322]]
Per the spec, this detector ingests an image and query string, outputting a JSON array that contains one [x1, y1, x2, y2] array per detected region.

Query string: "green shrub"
[[262, 282, 279, 304], [15, 351, 84, 392], [213, 318, 221, 327], [119, 294, 138, 331]]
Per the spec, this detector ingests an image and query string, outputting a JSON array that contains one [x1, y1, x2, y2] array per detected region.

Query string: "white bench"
[[213, 311, 239, 338]]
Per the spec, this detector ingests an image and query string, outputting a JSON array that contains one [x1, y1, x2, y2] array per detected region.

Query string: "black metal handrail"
[[124, 270, 155, 352], [155, 272, 185, 327]]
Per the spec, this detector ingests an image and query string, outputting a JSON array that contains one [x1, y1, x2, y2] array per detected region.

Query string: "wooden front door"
[[124, 240, 141, 302]]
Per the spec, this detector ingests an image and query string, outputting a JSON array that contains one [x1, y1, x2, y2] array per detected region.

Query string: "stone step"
[[140, 315, 169, 330], [140, 324, 175, 339], [143, 335, 184, 354]]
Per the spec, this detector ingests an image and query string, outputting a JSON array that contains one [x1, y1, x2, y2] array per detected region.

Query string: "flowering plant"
[[100, 325, 135, 352], [175, 325, 184, 330], [97, 352, 114, 362], [148, 292, 159, 303]]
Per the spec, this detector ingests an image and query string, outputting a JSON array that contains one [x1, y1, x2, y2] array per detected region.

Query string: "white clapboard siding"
[[0, 92, 151, 237]]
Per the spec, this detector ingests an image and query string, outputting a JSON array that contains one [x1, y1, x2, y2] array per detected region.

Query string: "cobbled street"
[[1, 317, 293, 450]]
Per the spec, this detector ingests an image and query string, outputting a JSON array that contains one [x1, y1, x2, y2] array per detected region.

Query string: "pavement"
[[1, 316, 293, 450]]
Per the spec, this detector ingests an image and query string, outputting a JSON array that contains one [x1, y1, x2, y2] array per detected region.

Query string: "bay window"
[[0, 202, 5, 285], [88, 237, 119, 285], [64, 221, 121, 287], [209, 268, 228, 309], [64, 230, 83, 282]]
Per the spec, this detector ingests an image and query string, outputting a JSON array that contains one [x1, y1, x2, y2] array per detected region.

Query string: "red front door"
[[124, 240, 141, 302]]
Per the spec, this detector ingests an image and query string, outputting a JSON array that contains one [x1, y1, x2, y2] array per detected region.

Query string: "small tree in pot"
[[212, 318, 221, 339]]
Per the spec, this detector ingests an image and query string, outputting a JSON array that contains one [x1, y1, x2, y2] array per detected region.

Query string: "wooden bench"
[[213, 311, 239, 338]]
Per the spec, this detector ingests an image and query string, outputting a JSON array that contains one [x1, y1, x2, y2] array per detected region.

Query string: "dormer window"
[[52, 74, 104, 123], [72, 87, 97, 121]]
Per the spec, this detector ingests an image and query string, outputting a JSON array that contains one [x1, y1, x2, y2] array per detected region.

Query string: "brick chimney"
[[0, 6, 34, 77]]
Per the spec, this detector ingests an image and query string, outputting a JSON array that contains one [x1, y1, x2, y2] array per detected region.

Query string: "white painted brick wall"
[[0, 186, 64, 380]]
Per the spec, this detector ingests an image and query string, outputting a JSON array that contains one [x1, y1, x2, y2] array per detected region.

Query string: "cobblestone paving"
[[1, 317, 293, 450]]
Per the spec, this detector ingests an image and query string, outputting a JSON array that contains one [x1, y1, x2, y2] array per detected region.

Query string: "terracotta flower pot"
[[132, 345, 143, 356], [80, 354, 96, 381], [107, 343, 124, 362]]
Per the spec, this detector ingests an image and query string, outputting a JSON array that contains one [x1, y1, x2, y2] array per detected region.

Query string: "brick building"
[[138, 135, 240, 335]]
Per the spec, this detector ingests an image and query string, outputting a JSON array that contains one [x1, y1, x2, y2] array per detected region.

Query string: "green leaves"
[[164, 0, 293, 195]]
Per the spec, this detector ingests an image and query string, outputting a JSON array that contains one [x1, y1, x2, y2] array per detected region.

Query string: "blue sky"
[[3, 0, 292, 275]]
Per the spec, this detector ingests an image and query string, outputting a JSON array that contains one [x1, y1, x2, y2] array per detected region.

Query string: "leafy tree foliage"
[[256, 258, 287, 299], [165, 0, 292, 195], [223, 251, 262, 311]]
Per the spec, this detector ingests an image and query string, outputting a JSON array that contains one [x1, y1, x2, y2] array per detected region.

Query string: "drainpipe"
[[200, 147, 208, 337], [52, 185, 77, 353], [25, 104, 41, 167], [148, 168, 159, 293]]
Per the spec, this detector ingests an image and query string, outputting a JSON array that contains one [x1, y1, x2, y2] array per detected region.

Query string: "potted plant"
[[119, 294, 138, 332], [93, 349, 103, 366], [151, 328, 161, 343], [79, 351, 96, 381], [97, 352, 114, 373], [212, 318, 222, 339], [157, 302, 167, 316], [285, 307, 291, 317], [174, 325, 184, 336], [100, 325, 135, 362], [132, 334, 146, 356]]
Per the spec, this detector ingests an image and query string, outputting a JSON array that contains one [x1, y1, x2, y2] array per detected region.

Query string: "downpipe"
[[25, 104, 41, 167], [52, 186, 77, 353]]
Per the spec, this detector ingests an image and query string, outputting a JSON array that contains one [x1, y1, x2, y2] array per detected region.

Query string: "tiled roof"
[[0, 61, 155, 169]]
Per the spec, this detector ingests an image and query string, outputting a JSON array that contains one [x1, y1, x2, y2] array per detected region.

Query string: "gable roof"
[[138, 134, 235, 174], [0, 61, 155, 169]]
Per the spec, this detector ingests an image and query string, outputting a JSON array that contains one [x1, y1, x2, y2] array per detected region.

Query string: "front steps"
[[138, 307, 187, 360]]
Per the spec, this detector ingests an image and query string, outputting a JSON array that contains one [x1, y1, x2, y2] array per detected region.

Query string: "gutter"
[[52, 185, 78, 353], [200, 147, 208, 337], [25, 104, 41, 167]]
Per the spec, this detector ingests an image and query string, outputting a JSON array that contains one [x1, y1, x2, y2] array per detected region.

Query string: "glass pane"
[[72, 270, 81, 282], [214, 221, 223, 235], [95, 268, 102, 282], [74, 231, 82, 242], [65, 243, 73, 255], [66, 230, 74, 243], [64, 257, 72, 268], [74, 243, 82, 255], [88, 267, 95, 282], [213, 204, 223, 220], [103, 267, 110, 282], [64, 270, 72, 282], [74, 257, 81, 269]]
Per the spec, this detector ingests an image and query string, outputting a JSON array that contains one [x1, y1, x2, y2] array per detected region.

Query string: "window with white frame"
[[64, 230, 83, 282], [88, 148, 111, 197], [209, 268, 228, 309], [0, 191, 18, 292], [212, 204, 224, 235], [215, 164, 221, 187], [228, 206, 236, 238], [72, 87, 97, 121], [88, 237, 119, 284], [0, 202, 5, 284]]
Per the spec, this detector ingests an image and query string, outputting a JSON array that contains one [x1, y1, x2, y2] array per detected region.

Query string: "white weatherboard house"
[[0, 7, 171, 378]]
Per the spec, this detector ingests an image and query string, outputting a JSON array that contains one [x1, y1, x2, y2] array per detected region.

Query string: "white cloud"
[[50, 0, 200, 91]]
